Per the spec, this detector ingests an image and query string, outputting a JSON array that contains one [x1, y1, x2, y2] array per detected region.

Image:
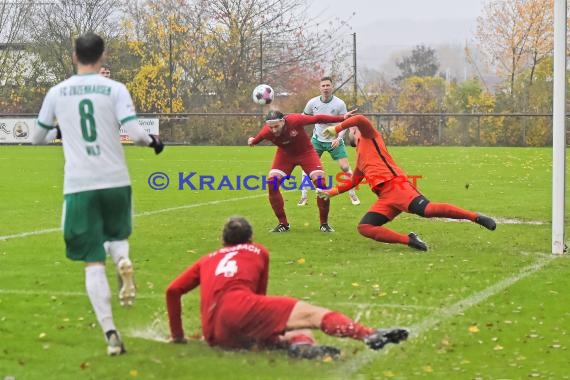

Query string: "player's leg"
[[404, 182, 496, 230], [330, 143, 360, 205], [267, 151, 293, 231], [356, 185, 428, 251], [286, 301, 408, 351], [298, 169, 309, 206], [299, 139, 324, 206], [63, 190, 125, 355], [302, 151, 333, 232], [101, 186, 136, 307], [309, 169, 334, 232]]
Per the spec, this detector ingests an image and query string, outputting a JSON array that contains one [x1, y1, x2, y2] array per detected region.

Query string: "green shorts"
[[63, 186, 132, 263], [311, 136, 348, 160]]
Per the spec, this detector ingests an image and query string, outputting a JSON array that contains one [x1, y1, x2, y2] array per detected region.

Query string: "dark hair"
[[74, 32, 105, 64], [320, 76, 333, 83], [265, 110, 284, 121], [100, 64, 111, 70], [222, 216, 253, 245]]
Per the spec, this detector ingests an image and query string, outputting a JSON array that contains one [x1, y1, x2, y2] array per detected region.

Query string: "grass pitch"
[[0, 145, 568, 379]]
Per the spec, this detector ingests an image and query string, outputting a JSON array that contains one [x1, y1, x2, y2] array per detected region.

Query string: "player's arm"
[[248, 126, 269, 146], [116, 84, 164, 154], [336, 101, 349, 140], [322, 115, 376, 140], [32, 88, 61, 145], [316, 167, 364, 199], [300, 114, 345, 126], [165, 260, 202, 343], [256, 246, 270, 295]]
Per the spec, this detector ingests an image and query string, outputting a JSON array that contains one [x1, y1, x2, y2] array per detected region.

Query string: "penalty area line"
[[334, 255, 556, 379]]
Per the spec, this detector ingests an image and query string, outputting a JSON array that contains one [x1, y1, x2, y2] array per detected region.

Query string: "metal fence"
[[136, 112, 564, 147], [1, 112, 567, 147]]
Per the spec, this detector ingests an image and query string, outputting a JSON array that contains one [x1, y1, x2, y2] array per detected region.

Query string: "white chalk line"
[[0, 193, 269, 241], [334, 255, 555, 379], [0, 211, 548, 242]]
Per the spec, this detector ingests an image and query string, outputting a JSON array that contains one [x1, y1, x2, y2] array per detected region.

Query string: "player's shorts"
[[208, 289, 298, 349], [63, 186, 132, 263], [270, 148, 324, 178], [311, 136, 348, 160], [367, 179, 423, 220]]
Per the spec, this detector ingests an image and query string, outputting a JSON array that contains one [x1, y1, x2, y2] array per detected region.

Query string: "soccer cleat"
[[407, 232, 428, 251], [270, 223, 290, 232], [349, 192, 360, 205], [475, 214, 496, 231], [364, 328, 409, 350], [106, 330, 126, 356], [297, 197, 308, 206], [117, 258, 136, 307], [288, 344, 341, 360], [320, 223, 335, 232]]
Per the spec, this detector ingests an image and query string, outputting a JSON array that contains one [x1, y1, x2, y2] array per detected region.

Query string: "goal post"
[[552, 0, 566, 255]]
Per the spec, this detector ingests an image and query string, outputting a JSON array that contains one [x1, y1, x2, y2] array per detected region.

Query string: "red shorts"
[[270, 148, 323, 177], [368, 179, 422, 220], [207, 290, 298, 349]]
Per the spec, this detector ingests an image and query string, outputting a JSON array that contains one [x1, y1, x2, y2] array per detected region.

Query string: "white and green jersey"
[[37, 74, 138, 194], [303, 95, 347, 142]]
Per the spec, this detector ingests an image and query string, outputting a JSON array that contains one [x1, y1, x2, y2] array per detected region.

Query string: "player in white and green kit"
[[298, 77, 360, 206], [31, 32, 164, 356]]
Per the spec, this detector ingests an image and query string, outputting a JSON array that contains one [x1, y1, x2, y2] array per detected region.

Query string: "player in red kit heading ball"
[[247, 109, 356, 233]]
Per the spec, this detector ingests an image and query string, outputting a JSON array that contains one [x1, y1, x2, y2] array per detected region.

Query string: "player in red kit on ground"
[[248, 109, 355, 232], [317, 115, 496, 251], [166, 216, 408, 359]]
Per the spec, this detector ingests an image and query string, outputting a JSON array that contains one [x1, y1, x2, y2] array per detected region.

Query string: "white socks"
[[85, 265, 115, 333], [104, 240, 130, 267]]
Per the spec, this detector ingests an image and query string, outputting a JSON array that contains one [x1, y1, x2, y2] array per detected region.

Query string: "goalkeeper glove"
[[149, 135, 164, 155], [316, 188, 331, 200], [323, 126, 338, 139]]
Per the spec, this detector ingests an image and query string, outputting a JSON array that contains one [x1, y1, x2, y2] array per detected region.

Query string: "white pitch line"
[[0, 211, 547, 241], [334, 255, 555, 379], [0, 193, 268, 241], [0, 288, 162, 299], [0, 227, 61, 241]]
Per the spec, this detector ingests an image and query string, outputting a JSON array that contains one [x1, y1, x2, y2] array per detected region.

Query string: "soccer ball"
[[252, 84, 274, 105]]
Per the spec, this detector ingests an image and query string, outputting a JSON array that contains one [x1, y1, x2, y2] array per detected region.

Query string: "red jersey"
[[166, 243, 269, 340], [250, 114, 345, 156], [335, 115, 407, 191]]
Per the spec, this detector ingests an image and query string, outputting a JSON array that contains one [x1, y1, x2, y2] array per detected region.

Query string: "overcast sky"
[[306, 0, 487, 69], [307, 0, 486, 25]]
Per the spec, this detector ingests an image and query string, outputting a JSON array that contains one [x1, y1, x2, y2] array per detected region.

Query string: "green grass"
[[0, 145, 568, 380]]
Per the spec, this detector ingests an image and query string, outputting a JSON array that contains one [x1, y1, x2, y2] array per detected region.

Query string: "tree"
[[0, 0, 33, 86], [475, 0, 553, 100], [0, 0, 36, 112], [26, 0, 120, 84], [393, 76, 445, 145], [394, 45, 440, 83], [121, 0, 352, 112]]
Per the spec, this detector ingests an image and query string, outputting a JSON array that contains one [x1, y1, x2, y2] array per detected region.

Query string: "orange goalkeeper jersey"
[[335, 115, 406, 189]]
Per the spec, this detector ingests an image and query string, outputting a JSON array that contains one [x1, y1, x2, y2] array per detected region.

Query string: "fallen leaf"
[[468, 325, 479, 333], [130, 369, 138, 377], [80, 362, 89, 370], [351, 282, 360, 287], [423, 365, 433, 373], [297, 258, 305, 264], [493, 345, 504, 351], [382, 370, 394, 377]]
